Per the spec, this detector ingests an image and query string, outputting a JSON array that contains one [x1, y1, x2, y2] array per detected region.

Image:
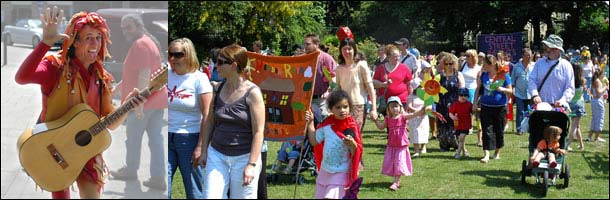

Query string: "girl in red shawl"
[[15, 7, 145, 198], [305, 90, 363, 199]]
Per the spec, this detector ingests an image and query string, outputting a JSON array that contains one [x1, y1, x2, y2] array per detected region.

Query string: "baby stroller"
[[520, 108, 571, 197], [269, 136, 318, 185]]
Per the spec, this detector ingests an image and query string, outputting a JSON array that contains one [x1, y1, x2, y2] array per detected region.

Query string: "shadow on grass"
[[266, 173, 315, 186], [581, 151, 610, 178], [360, 179, 394, 191], [460, 169, 561, 198]]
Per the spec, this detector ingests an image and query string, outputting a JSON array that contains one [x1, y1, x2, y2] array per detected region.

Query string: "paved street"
[[1, 42, 168, 199]]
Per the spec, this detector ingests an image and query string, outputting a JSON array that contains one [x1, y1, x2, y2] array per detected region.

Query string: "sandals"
[[389, 183, 400, 191]]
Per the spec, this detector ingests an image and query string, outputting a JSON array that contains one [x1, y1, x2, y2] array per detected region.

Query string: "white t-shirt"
[[583, 60, 594, 78], [315, 125, 351, 173], [168, 68, 213, 133], [461, 62, 482, 89]]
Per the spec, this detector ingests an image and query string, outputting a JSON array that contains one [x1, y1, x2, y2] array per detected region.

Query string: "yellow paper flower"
[[419, 73, 447, 102]]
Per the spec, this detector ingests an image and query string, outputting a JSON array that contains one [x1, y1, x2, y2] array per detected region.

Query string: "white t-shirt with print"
[[168, 68, 213, 133]]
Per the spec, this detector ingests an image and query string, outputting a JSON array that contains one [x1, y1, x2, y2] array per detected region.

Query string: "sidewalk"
[[1, 43, 168, 199]]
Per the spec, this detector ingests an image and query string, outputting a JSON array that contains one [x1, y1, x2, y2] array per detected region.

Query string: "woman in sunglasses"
[[167, 38, 213, 198], [436, 53, 465, 152], [200, 44, 265, 199]]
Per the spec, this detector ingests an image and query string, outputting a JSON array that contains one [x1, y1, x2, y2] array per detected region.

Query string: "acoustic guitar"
[[16, 64, 167, 192]]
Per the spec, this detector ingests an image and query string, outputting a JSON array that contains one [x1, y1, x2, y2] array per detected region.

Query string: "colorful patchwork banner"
[[245, 51, 320, 141]]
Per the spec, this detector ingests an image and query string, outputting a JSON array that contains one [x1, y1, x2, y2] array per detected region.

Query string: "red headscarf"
[[313, 115, 363, 188], [337, 26, 354, 42]]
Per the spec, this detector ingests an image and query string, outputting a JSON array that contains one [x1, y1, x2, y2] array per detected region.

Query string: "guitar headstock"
[[149, 63, 168, 91]]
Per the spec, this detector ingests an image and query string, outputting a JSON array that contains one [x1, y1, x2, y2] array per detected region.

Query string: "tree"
[[169, 1, 327, 59]]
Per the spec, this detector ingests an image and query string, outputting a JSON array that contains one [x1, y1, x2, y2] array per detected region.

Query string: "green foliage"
[[356, 37, 380, 68], [170, 1, 328, 59], [351, 1, 609, 54]]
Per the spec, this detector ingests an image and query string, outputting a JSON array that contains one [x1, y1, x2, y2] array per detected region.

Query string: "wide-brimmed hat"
[[387, 96, 403, 107], [541, 34, 564, 52], [394, 38, 409, 45]]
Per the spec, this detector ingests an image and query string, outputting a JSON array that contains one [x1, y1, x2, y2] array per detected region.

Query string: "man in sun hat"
[[528, 34, 575, 109]]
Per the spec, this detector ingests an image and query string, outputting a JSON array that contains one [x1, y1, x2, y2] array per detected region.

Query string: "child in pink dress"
[[373, 96, 429, 191]]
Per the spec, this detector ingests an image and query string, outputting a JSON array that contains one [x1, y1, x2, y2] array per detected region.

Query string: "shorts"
[[454, 129, 470, 137], [568, 99, 586, 117], [277, 150, 300, 162]]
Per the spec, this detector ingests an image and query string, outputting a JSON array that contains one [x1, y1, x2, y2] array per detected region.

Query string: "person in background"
[[394, 38, 417, 73], [460, 49, 482, 137], [336, 37, 378, 131], [304, 34, 337, 125], [251, 41, 269, 199], [374, 45, 387, 67], [511, 48, 534, 135], [110, 13, 167, 191], [587, 69, 608, 143], [567, 63, 586, 150]]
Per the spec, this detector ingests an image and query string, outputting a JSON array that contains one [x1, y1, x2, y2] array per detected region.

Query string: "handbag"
[[375, 64, 389, 114]]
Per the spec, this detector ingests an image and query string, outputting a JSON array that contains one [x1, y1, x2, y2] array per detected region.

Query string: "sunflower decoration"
[[416, 73, 447, 106], [488, 64, 509, 95], [416, 73, 448, 122]]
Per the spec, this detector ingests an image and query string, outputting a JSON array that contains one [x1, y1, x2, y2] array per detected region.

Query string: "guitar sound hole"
[[75, 131, 92, 146]]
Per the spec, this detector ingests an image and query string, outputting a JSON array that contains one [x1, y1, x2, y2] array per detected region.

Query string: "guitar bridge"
[[47, 144, 68, 169]]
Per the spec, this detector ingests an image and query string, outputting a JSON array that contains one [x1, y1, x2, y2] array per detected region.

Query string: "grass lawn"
[[171, 103, 609, 199]]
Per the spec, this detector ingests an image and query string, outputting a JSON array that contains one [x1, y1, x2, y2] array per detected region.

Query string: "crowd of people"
[[188, 31, 608, 198], [16, 6, 608, 199]]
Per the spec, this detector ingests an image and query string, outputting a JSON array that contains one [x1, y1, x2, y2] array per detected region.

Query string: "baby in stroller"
[[530, 126, 568, 168], [273, 140, 302, 174]]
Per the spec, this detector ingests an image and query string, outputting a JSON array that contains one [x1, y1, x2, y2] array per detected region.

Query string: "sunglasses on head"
[[168, 51, 185, 59]]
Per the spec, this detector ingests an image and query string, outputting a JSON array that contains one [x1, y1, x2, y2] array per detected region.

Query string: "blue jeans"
[[168, 132, 204, 199], [514, 98, 530, 133], [203, 146, 261, 199], [124, 109, 165, 177]]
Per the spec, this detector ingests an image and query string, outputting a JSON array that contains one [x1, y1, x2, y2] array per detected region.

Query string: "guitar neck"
[[89, 87, 153, 135]]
